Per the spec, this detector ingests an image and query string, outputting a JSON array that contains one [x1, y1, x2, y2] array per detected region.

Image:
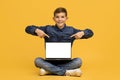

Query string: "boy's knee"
[[34, 57, 44, 67], [73, 58, 82, 67]]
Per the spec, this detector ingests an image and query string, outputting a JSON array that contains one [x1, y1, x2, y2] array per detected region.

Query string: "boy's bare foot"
[[40, 68, 51, 76], [65, 68, 82, 77]]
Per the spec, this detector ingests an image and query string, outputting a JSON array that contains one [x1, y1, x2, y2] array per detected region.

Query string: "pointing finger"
[[44, 33, 50, 38], [70, 34, 75, 38]]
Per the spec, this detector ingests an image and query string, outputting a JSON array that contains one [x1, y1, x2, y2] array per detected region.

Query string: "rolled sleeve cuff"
[[81, 29, 94, 39]]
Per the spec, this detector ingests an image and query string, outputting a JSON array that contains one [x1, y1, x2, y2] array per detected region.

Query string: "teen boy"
[[25, 7, 94, 77]]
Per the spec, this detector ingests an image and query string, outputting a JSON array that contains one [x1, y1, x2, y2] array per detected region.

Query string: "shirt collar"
[[55, 24, 66, 31]]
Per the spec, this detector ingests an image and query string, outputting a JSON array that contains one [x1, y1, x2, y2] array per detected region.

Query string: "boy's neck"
[[56, 24, 66, 29], [58, 26, 64, 29]]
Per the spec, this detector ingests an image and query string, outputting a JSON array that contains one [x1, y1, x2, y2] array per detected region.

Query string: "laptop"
[[45, 42, 72, 61]]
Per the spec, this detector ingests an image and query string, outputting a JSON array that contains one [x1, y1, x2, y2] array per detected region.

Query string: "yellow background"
[[0, 0, 120, 80]]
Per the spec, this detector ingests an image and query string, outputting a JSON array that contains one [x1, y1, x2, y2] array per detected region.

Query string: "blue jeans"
[[34, 57, 82, 76]]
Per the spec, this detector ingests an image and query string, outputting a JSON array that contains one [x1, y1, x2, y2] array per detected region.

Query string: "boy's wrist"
[[80, 31, 85, 36]]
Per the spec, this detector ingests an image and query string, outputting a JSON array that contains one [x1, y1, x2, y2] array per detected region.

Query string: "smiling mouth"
[[57, 22, 63, 24]]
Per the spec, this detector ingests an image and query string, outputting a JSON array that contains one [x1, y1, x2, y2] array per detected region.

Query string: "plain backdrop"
[[0, 0, 120, 80]]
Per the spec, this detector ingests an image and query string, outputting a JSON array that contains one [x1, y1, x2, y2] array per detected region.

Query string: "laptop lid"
[[45, 42, 72, 60]]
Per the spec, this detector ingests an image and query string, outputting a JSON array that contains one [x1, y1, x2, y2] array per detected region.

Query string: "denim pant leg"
[[34, 57, 66, 76], [57, 58, 82, 70]]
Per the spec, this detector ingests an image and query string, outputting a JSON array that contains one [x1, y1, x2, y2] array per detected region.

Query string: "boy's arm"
[[25, 25, 46, 36], [73, 28, 94, 39]]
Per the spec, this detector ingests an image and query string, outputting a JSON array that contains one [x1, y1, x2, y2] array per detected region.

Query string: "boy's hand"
[[35, 29, 50, 38], [70, 31, 84, 39]]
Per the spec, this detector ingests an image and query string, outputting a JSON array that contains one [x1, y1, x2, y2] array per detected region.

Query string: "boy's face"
[[53, 12, 68, 28]]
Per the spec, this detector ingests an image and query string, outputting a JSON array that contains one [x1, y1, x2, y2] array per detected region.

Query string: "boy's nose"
[[58, 18, 62, 21]]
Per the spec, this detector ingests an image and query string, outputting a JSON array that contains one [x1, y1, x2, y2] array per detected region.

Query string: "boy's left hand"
[[70, 31, 84, 39]]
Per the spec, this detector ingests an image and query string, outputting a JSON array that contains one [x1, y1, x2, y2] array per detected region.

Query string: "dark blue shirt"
[[25, 24, 94, 45]]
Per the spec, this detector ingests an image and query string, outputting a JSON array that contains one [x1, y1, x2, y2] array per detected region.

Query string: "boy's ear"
[[66, 17, 68, 20], [53, 17, 55, 21]]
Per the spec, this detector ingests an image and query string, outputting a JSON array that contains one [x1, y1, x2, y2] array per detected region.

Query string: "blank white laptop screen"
[[45, 42, 71, 58]]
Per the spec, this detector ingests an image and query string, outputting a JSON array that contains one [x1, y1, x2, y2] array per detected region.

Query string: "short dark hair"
[[54, 7, 67, 16]]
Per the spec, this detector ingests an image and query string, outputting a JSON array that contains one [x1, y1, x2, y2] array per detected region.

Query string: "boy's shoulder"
[[45, 25, 54, 27]]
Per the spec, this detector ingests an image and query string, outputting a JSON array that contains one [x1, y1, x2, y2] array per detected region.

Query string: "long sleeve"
[[25, 25, 46, 36]]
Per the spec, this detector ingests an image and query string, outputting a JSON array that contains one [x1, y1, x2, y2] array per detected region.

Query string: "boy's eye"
[[56, 16, 59, 18], [61, 16, 65, 18]]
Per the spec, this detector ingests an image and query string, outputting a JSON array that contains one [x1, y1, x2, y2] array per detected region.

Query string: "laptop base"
[[45, 58, 71, 61], [45, 58, 72, 65]]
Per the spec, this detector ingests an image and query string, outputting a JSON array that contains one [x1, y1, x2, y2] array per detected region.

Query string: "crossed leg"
[[34, 57, 82, 76]]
